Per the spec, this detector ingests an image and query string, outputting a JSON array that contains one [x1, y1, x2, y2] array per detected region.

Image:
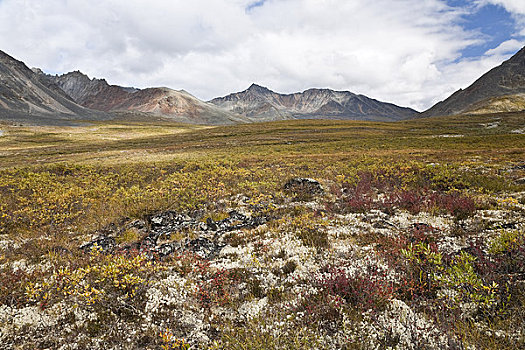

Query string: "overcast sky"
[[0, 0, 524, 111]]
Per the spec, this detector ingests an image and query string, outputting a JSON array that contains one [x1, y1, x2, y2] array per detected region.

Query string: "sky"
[[0, 0, 524, 111]]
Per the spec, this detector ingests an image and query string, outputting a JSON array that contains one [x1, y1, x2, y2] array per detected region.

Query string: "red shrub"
[[428, 192, 476, 220], [319, 266, 393, 311], [195, 268, 238, 308]]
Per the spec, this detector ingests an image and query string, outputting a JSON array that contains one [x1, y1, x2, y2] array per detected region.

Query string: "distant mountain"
[[0, 50, 106, 125], [47, 71, 249, 125], [422, 46, 525, 117], [209, 84, 419, 122]]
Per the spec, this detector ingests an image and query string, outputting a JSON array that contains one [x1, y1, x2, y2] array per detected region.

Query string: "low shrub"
[[319, 266, 393, 311]]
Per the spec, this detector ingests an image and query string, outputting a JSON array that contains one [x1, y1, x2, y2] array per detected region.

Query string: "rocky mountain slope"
[[464, 93, 525, 115], [422, 46, 525, 117], [209, 84, 419, 122], [0, 50, 106, 124], [47, 71, 249, 125]]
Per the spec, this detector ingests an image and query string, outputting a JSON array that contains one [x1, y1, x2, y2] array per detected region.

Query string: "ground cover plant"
[[0, 112, 524, 349]]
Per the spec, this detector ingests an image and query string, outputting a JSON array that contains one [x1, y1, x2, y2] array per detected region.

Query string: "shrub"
[[319, 266, 393, 312], [282, 212, 329, 250], [435, 251, 499, 310], [195, 268, 240, 308], [159, 329, 190, 350], [26, 249, 162, 310], [428, 191, 476, 221]]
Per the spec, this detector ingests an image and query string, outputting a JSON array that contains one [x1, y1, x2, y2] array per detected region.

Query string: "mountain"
[[47, 71, 249, 125], [0, 50, 106, 125], [464, 94, 525, 115], [422, 46, 525, 117], [209, 84, 419, 121]]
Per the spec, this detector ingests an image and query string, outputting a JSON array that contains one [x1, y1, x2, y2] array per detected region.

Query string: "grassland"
[[0, 112, 524, 349]]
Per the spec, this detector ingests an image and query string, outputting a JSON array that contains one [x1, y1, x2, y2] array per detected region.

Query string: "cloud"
[[0, 0, 522, 111], [480, 0, 525, 15], [485, 39, 523, 56]]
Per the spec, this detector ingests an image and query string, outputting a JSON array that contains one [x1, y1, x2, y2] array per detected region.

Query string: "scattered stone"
[[79, 236, 115, 253], [284, 177, 324, 195], [492, 222, 518, 230], [206, 210, 268, 234], [372, 220, 398, 229], [126, 219, 147, 232], [186, 237, 224, 259], [147, 211, 196, 239], [155, 242, 180, 258]]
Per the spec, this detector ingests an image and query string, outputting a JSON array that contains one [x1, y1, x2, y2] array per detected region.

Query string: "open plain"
[[0, 113, 524, 349]]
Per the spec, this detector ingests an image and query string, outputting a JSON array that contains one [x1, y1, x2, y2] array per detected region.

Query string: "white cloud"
[[0, 0, 522, 111], [481, 0, 525, 15], [485, 39, 523, 56]]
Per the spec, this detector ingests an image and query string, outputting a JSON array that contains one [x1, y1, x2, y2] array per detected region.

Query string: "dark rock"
[[127, 219, 147, 231], [155, 242, 180, 258], [284, 177, 324, 196], [79, 209, 269, 260], [206, 217, 219, 231], [80, 236, 115, 253], [186, 237, 224, 259], [197, 211, 268, 235], [492, 222, 517, 230], [147, 211, 197, 239], [372, 220, 398, 229], [411, 223, 433, 232]]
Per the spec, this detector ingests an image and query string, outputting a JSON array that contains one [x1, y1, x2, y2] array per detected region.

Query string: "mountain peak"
[[247, 83, 272, 94], [507, 45, 525, 64]]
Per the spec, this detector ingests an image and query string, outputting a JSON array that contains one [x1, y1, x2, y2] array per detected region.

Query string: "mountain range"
[[45, 71, 249, 125], [1, 46, 525, 125], [209, 84, 418, 122], [0, 51, 105, 125]]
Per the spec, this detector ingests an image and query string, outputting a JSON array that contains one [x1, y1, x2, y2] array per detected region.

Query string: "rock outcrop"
[[80, 210, 268, 260]]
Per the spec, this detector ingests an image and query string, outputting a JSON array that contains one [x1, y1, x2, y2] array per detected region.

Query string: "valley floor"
[[0, 113, 524, 349]]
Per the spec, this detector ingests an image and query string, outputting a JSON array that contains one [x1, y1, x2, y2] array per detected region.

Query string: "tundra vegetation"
[[0, 112, 524, 349]]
